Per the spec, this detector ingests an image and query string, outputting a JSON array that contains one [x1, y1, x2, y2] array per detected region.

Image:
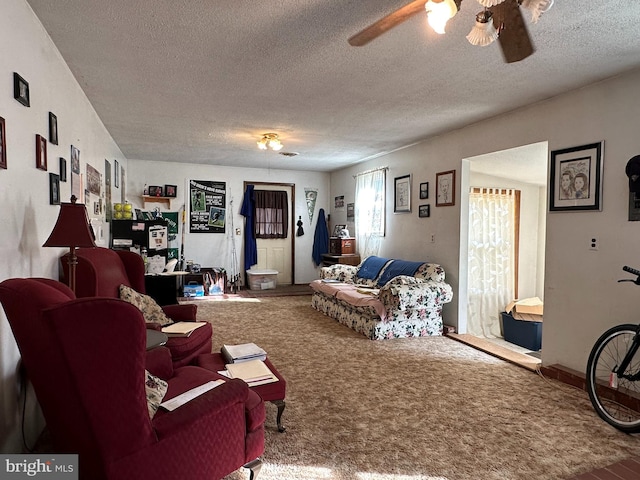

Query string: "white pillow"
[[145, 370, 168, 419], [119, 284, 173, 327]]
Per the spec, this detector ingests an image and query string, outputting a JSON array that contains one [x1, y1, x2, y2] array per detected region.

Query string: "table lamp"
[[43, 195, 96, 293]]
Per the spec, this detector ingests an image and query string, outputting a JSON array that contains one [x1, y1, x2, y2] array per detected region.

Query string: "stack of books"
[[225, 359, 278, 387], [222, 342, 267, 364]]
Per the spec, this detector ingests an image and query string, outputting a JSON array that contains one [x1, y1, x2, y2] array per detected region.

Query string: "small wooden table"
[[146, 330, 168, 350]]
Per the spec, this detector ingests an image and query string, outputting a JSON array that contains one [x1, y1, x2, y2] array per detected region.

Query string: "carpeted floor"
[[184, 295, 640, 480]]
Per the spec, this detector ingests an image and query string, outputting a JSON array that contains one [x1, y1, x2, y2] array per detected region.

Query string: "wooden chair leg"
[[244, 458, 262, 480], [272, 399, 286, 432]]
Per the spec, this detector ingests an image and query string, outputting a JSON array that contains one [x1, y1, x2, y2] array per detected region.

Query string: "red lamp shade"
[[43, 201, 96, 249], [43, 198, 96, 292]]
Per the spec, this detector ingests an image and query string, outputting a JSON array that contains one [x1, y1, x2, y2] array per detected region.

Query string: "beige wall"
[[330, 68, 640, 374]]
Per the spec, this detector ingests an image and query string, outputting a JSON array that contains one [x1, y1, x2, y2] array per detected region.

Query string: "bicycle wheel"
[[586, 324, 640, 432]]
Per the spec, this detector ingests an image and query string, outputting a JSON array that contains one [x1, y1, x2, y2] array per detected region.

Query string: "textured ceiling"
[[25, 0, 640, 172]]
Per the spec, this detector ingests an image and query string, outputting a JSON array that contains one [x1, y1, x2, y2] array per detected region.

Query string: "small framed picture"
[[59, 157, 67, 182], [418, 204, 430, 218], [549, 141, 604, 212], [49, 112, 58, 145], [394, 174, 411, 213], [164, 184, 177, 197], [436, 170, 455, 207], [419, 182, 429, 199], [0, 116, 6, 170], [35, 134, 47, 171], [332, 224, 346, 237], [114, 160, 120, 187], [49, 173, 60, 205], [13, 73, 30, 107], [148, 185, 163, 197], [70, 145, 80, 173]]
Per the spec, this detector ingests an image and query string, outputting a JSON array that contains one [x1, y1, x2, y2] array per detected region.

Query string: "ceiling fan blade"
[[490, 0, 535, 63], [348, 0, 428, 47]]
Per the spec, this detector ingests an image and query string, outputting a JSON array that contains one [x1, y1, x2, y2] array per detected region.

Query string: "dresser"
[[321, 253, 361, 267]]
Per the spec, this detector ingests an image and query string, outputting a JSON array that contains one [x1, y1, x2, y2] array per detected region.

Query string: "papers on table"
[[222, 343, 267, 363], [225, 359, 278, 386], [161, 321, 207, 337], [160, 380, 225, 411]]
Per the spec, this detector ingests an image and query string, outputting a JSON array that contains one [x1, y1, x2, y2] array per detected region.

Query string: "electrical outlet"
[[430, 234, 436, 244], [589, 237, 598, 251]]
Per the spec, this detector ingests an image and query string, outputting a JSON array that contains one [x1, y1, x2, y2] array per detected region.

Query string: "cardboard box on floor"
[[505, 297, 543, 322]]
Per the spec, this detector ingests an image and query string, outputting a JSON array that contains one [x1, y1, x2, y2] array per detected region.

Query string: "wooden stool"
[[197, 353, 287, 432]]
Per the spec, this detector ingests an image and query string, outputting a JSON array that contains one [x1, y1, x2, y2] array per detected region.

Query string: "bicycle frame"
[[614, 326, 640, 381]]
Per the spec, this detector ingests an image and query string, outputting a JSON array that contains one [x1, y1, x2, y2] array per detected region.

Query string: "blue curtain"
[[240, 185, 258, 271], [312, 208, 329, 266]]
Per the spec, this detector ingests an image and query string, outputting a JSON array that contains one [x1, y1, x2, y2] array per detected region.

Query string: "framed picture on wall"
[[436, 170, 455, 207], [35, 134, 47, 171], [13, 73, 30, 107], [394, 174, 411, 213], [49, 173, 60, 205], [49, 112, 58, 145], [549, 141, 604, 212], [164, 184, 177, 197], [419, 182, 429, 199], [418, 204, 430, 218], [59, 157, 67, 182], [0, 116, 6, 170]]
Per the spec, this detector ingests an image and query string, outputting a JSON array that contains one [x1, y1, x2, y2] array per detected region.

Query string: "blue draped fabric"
[[377, 260, 424, 286], [312, 208, 329, 266], [240, 185, 258, 271], [356, 256, 390, 280]]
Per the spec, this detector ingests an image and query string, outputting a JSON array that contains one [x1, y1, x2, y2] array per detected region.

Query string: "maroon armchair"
[[0, 278, 265, 480], [62, 247, 212, 367]]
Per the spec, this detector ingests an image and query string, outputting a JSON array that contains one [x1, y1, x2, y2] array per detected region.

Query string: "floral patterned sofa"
[[310, 256, 453, 339]]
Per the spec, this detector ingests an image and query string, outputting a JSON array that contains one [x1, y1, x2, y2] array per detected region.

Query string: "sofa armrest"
[[320, 264, 358, 282], [162, 303, 198, 321], [414, 263, 446, 283], [379, 277, 454, 311]]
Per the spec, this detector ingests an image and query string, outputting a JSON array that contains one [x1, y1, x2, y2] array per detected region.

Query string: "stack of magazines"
[[222, 342, 267, 364]]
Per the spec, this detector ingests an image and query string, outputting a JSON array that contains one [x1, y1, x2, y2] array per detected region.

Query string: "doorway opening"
[[243, 181, 296, 286], [457, 142, 548, 366]]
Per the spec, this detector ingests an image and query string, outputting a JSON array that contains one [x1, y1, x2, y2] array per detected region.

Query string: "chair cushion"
[[145, 370, 168, 419], [119, 284, 173, 326]]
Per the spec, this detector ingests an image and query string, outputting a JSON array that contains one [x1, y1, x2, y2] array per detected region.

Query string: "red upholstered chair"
[[0, 278, 265, 480], [62, 247, 212, 367]]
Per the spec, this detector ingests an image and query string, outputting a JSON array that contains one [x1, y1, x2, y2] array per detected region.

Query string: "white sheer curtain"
[[355, 168, 386, 259], [467, 188, 516, 338]]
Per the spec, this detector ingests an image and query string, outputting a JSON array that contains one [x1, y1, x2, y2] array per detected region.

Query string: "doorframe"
[[244, 181, 296, 284]]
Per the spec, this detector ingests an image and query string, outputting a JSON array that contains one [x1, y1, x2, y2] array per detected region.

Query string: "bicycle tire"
[[586, 323, 640, 432]]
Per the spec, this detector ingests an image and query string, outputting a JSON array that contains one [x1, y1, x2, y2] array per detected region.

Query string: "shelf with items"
[[142, 195, 172, 208]]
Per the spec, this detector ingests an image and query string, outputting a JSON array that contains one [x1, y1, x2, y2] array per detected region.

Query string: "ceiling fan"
[[348, 0, 553, 63]]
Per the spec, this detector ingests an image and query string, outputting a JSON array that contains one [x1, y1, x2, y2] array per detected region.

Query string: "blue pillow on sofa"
[[357, 256, 390, 280], [377, 260, 424, 286]]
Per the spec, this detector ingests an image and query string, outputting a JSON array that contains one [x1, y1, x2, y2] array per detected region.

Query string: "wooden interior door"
[[248, 182, 294, 286]]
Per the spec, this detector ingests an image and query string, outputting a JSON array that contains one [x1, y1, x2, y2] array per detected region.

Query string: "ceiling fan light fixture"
[[257, 133, 284, 151], [425, 0, 458, 34], [521, 0, 554, 23], [466, 10, 498, 46]]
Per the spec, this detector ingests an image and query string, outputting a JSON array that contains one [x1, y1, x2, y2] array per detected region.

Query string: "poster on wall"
[[189, 180, 226, 233]]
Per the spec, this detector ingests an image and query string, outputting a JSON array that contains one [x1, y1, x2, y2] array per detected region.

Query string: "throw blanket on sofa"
[[357, 256, 389, 280], [377, 260, 424, 286]]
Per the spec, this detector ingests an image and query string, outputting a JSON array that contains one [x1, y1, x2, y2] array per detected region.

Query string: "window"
[[254, 190, 288, 239], [355, 168, 386, 258]]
